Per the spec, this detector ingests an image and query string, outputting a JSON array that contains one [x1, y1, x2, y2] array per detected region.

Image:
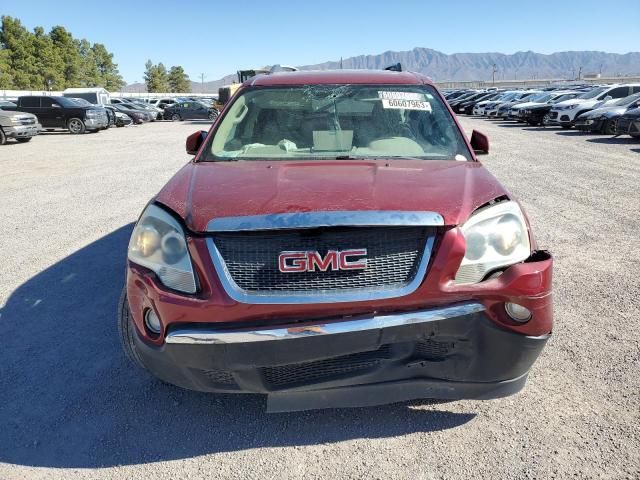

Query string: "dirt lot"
[[1, 119, 638, 479]]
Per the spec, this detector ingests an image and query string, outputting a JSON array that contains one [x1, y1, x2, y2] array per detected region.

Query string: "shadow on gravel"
[[554, 130, 588, 136], [184, 120, 214, 125], [586, 136, 640, 145], [0, 226, 475, 468]]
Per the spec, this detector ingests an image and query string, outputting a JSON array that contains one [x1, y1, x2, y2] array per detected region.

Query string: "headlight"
[[86, 110, 98, 118], [563, 104, 578, 110], [128, 204, 197, 293], [454, 201, 531, 285]]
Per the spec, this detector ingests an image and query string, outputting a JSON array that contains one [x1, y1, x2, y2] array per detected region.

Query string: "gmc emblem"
[[278, 249, 368, 273]]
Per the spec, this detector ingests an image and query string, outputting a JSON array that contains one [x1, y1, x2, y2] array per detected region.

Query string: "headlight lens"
[[128, 204, 197, 293], [564, 104, 578, 110], [454, 201, 531, 285]]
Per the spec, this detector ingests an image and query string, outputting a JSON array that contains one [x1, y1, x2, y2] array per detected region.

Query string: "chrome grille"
[[211, 226, 433, 295], [18, 117, 35, 125]]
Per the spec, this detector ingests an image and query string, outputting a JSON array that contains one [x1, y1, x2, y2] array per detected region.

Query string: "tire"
[[16, 137, 32, 143], [170, 113, 181, 122], [67, 117, 86, 134], [118, 288, 148, 371], [208, 110, 219, 121], [603, 118, 617, 135], [0, 128, 6, 145], [542, 114, 551, 126]]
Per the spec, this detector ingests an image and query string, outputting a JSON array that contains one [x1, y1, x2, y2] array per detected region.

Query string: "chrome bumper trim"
[[206, 210, 445, 232], [165, 302, 485, 345]]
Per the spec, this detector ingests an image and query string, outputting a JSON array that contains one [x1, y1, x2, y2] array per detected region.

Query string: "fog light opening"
[[144, 308, 162, 334], [505, 302, 532, 323]]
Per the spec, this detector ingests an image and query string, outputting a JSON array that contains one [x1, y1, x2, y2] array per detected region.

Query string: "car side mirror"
[[186, 130, 207, 155], [470, 130, 489, 155], [51, 103, 61, 108], [604, 96, 613, 101]]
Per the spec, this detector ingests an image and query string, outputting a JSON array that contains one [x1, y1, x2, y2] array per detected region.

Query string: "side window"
[[182, 103, 189, 109], [41, 98, 58, 108], [631, 86, 640, 94], [604, 87, 629, 99], [20, 97, 41, 108]]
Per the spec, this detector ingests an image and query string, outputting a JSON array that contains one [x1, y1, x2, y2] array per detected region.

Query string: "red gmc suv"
[[119, 70, 553, 412]]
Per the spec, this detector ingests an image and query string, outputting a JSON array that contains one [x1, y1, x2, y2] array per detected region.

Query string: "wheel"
[[118, 288, 148, 371], [208, 110, 219, 121], [0, 128, 6, 145], [542, 114, 551, 126], [170, 113, 181, 121], [16, 137, 32, 143], [603, 118, 617, 135], [67, 118, 86, 134]]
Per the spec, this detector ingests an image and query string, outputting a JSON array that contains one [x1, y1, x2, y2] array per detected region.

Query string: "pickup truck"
[[119, 69, 553, 412], [8, 95, 108, 134], [0, 108, 41, 145]]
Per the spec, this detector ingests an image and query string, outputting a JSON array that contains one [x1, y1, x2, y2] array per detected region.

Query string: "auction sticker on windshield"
[[378, 91, 432, 111]]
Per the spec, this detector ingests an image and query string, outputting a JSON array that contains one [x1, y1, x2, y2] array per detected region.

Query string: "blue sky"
[[2, 0, 638, 84]]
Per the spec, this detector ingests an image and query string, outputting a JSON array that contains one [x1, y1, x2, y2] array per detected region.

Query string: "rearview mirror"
[[470, 130, 489, 155], [186, 130, 207, 155]]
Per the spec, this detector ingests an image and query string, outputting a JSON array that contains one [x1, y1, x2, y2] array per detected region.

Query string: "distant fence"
[[0, 89, 218, 99], [3, 75, 640, 99]]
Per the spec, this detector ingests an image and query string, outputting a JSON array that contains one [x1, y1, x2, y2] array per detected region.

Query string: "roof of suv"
[[248, 69, 430, 86]]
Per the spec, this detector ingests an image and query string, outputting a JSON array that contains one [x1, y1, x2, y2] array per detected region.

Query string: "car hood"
[[581, 106, 627, 119], [1, 110, 37, 120], [620, 107, 640, 119], [552, 98, 599, 109], [155, 159, 508, 232]]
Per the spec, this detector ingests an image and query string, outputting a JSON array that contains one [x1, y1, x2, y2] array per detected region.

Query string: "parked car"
[[0, 108, 41, 145], [450, 91, 487, 113], [119, 69, 553, 412], [482, 91, 525, 117], [104, 105, 132, 127], [163, 101, 219, 121], [507, 91, 577, 121], [148, 98, 178, 110], [459, 91, 502, 115], [614, 106, 640, 138], [62, 87, 110, 106], [0, 100, 17, 110], [495, 91, 542, 119], [574, 93, 640, 134], [520, 92, 582, 126], [67, 98, 113, 129], [7, 95, 108, 133], [549, 84, 640, 129], [109, 103, 150, 124]]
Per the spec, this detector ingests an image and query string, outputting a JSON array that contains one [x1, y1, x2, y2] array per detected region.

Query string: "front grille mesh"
[[212, 226, 432, 294], [261, 344, 393, 387]]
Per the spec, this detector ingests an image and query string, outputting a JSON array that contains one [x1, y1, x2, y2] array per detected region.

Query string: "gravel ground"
[[0, 118, 638, 479]]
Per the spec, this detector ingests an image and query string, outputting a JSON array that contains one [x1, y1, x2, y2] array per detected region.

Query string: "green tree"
[[92, 43, 124, 90], [49, 25, 82, 87], [75, 38, 100, 87], [144, 60, 169, 92], [0, 16, 39, 89], [168, 65, 190, 93], [0, 47, 13, 88], [31, 26, 65, 90]]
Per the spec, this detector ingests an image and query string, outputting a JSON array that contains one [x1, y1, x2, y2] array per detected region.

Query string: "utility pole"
[[200, 73, 206, 93], [492, 64, 497, 85], [578, 66, 583, 81], [340, 57, 343, 69]]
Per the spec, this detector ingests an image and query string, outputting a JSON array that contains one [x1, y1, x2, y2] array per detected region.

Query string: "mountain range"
[[123, 47, 640, 93]]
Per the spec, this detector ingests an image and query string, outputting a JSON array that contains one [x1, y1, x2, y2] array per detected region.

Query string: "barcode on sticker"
[[378, 91, 425, 101]]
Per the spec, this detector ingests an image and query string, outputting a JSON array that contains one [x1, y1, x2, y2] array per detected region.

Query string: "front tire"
[[118, 288, 148, 371], [208, 110, 219, 121], [67, 118, 86, 134], [170, 113, 181, 122], [603, 119, 617, 135], [0, 128, 6, 145]]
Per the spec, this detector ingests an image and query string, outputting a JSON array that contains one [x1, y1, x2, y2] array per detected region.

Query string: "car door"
[[601, 86, 630, 101], [193, 103, 209, 119], [40, 97, 65, 127], [17, 96, 42, 120]]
